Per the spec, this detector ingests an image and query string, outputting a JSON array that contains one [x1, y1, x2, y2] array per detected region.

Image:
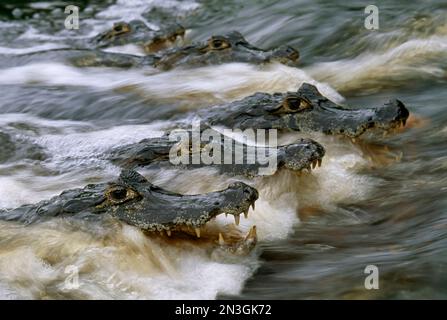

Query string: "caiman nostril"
[[376, 99, 410, 127]]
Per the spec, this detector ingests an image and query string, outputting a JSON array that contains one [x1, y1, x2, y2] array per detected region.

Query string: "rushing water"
[[0, 0, 446, 299]]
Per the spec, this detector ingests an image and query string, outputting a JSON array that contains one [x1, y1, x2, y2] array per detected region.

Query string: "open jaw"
[[87, 20, 185, 52], [202, 83, 410, 138], [107, 131, 325, 177], [0, 170, 258, 243], [149, 31, 300, 70]]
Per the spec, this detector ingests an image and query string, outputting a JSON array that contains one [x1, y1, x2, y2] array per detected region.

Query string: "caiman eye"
[[112, 23, 130, 35], [110, 188, 127, 200], [208, 37, 231, 50], [106, 186, 139, 204], [151, 36, 163, 44], [279, 96, 312, 113]]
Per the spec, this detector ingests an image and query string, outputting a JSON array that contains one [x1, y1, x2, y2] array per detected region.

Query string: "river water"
[[0, 0, 446, 299]]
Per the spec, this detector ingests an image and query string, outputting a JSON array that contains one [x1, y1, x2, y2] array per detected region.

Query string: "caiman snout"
[[280, 139, 325, 172], [228, 182, 259, 205], [374, 99, 410, 129]]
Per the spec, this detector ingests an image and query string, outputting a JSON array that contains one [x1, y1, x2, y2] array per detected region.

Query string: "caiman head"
[[1, 170, 258, 237], [108, 132, 325, 177], [276, 138, 325, 172], [89, 20, 185, 53], [100, 170, 258, 233], [143, 23, 185, 53], [150, 31, 299, 70], [203, 83, 410, 138]]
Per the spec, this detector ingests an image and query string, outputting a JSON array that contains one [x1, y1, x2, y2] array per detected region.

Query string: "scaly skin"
[[147, 31, 300, 70], [0, 170, 258, 235], [107, 129, 325, 177], [0, 31, 298, 70], [200, 83, 410, 138]]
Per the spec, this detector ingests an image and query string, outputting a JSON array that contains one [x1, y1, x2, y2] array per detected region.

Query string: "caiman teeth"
[[244, 209, 249, 219], [245, 225, 257, 241], [218, 233, 225, 245], [317, 159, 322, 167], [312, 160, 317, 169], [251, 202, 255, 211], [166, 230, 172, 237], [194, 228, 201, 238], [351, 138, 356, 143], [234, 214, 240, 226]]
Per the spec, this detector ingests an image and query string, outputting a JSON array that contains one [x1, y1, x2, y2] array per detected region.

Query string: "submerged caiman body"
[[0, 31, 299, 70]]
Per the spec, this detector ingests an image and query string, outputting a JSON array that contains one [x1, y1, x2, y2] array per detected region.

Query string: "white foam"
[[97, 0, 200, 22], [0, 220, 257, 299], [274, 132, 379, 210], [103, 44, 147, 56], [0, 43, 68, 55], [306, 36, 447, 92], [0, 282, 19, 300], [29, 2, 54, 10], [0, 62, 343, 104], [0, 113, 91, 131], [33, 124, 165, 169]]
